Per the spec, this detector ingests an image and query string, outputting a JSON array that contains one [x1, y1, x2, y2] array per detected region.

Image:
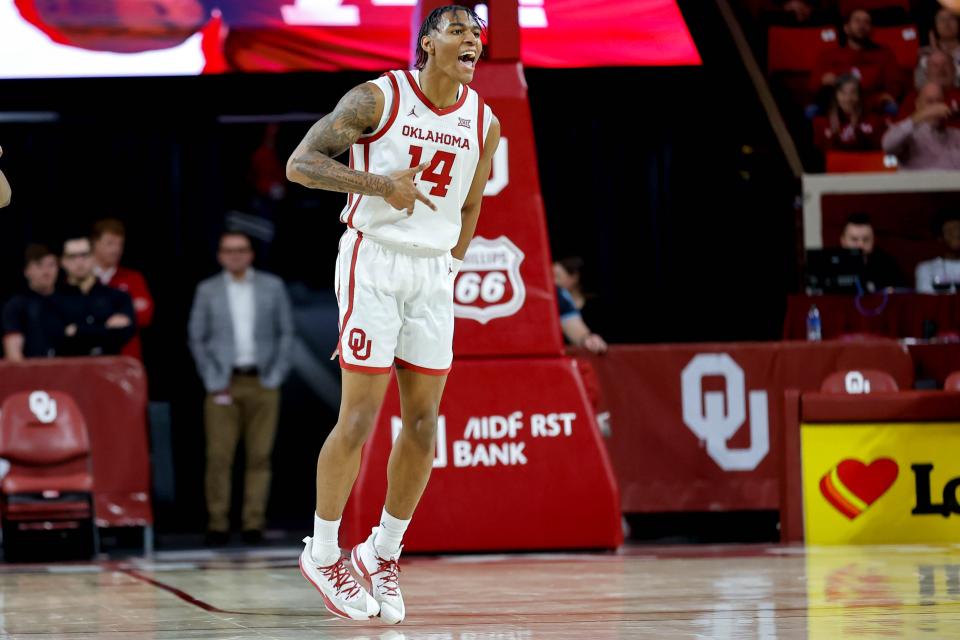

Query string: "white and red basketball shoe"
[[351, 529, 405, 624], [299, 536, 379, 620]]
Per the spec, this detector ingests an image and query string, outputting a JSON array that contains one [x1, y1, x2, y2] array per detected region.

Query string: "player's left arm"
[[451, 116, 500, 261]]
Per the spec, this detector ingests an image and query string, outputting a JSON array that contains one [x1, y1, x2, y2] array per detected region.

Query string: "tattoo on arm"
[[287, 83, 395, 197]]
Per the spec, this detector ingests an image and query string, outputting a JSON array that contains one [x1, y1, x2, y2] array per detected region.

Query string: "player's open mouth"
[[458, 51, 476, 69]]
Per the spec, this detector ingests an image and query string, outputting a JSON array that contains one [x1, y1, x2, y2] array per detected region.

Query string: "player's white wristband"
[[451, 257, 464, 277]]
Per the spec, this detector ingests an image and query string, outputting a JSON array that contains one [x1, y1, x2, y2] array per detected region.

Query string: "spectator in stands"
[[927, 49, 959, 91], [882, 81, 960, 169], [2, 245, 65, 360], [839, 212, 905, 291], [916, 209, 960, 292], [554, 255, 609, 334], [557, 286, 607, 354], [188, 231, 294, 546], [778, 0, 814, 24], [813, 74, 886, 152], [554, 256, 588, 313], [902, 50, 960, 119], [56, 234, 136, 356], [811, 9, 902, 115], [0, 145, 10, 208], [92, 218, 154, 361], [917, 7, 960, 86], [766, 0, 831, 26]]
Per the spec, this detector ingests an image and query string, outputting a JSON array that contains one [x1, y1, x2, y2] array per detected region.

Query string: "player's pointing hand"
[[385, 163, 438, 215]]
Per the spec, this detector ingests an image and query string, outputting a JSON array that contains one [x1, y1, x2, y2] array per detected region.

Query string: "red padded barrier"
[[802, 390, 960, 422], [574, 341, 913, 512]]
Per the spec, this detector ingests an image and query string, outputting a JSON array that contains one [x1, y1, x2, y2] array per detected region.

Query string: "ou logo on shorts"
[[680, 354, 770, 471], [349, 328, 372, 361]]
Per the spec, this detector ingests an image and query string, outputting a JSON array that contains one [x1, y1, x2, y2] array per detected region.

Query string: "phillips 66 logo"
[[453, 236, 526, 324], [680, 354, 770, 471]]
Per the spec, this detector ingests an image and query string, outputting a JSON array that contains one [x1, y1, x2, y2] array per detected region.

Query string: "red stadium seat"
[[825, 151, 897, 173], [945, 371, 960, 391], [872, 25, 920, 69], [768, 26, 840, 73], [821, 369, 899, 394], [0, 390, 96, 559]]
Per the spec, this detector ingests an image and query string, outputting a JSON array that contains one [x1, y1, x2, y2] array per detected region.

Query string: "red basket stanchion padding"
[[340, 359, 623, 552]]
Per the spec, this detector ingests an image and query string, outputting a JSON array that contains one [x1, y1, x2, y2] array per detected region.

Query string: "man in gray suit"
[[188, 231, 294, 545]]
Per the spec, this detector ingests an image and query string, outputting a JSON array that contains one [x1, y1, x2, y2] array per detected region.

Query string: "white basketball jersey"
[[339, 69, 494, 252]]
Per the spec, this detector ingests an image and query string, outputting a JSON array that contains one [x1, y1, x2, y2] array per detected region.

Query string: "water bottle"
[[806, 304, 822, 342]]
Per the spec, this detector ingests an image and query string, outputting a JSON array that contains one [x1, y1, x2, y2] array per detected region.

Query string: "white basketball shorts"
[[334, 229, 455, 375]]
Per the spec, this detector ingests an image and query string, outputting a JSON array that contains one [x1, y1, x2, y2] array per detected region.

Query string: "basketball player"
[[286, 4, 500, 625]]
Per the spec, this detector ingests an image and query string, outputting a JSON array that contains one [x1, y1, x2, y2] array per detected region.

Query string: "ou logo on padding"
[[844, 371, 871, 394], [680, 354, 770, 471], [28, 391, 58, 424]]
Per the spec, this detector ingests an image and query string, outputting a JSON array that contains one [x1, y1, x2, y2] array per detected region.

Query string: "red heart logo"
[[837, 459, 899, 505], [820, 458, 898, 519]]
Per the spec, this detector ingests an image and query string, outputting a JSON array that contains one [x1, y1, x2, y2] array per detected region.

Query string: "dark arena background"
[[0, 0, 958, 637]]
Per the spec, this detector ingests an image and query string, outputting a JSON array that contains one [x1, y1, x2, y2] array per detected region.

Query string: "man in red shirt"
[[812, 8, 902, 114], [92, 218, 154, 361]]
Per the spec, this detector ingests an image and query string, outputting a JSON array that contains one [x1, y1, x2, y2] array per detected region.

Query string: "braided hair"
[[415, 5, 486, 70]]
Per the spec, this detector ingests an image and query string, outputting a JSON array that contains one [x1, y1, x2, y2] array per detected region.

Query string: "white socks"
[[374, 508, 410, 557], [310, 508, 410, 563], [311, 514, 341, 566]]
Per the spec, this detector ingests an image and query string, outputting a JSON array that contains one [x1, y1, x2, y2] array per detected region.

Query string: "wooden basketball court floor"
[[2, 543, 960, 639]]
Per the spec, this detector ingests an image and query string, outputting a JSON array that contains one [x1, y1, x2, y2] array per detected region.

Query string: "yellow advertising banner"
[[802, 422, 960, 544]]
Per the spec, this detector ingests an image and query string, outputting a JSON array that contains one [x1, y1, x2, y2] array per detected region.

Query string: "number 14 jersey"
[[339, 69, 495, 253]]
